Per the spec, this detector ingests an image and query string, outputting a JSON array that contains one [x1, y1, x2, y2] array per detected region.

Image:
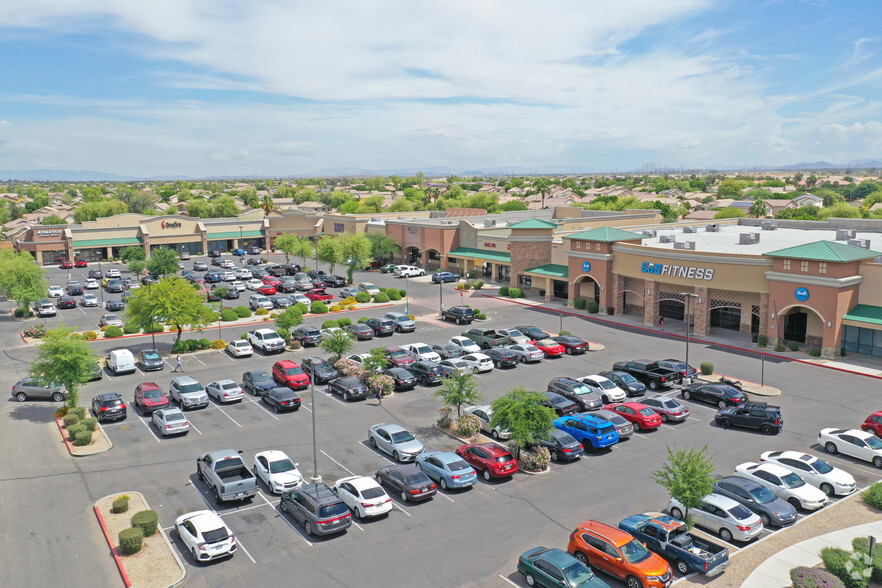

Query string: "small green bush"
[[474, 280, 485, 290], [310, 301, 328, 314], [104, 326, 124, 338], [82, 417, 98, 432], [510, 287, 524, 298], [456, 414, 482, 437], [499, 286, 510, 296], [220, 308, 238, 321], [67, 423, 86, 440], [131, 510, 159, 537], [234, 306, 251, 318], [145, 322, 164, 333], [853, 537, 882, 583], [775, 342, 786, 352], [112, 497, 129, 514], [355, 292, 371, 303], [289, 340, 301, 350], [186, 339, 200, 352], [62, 414, 80, 427], [821, 547, 871, 588], [294, 302, 309, 314], [198, 338, 211, 350], [255, 307, 269, 316], [559, 330, 571, 336], [398, 289, 406, 297], [387, 289, 401, 300], [277, 327, 290, 339], [373, 292, 390, 303], [788, 340, 800, 352], [118, 527, 144, 555], [573, 297, 587, 310], [585, 300, 599, 313], [172, 340, 187, 354], [123, 323, 140, 334], [378, 287, 388, 293], [83, 331, 98, 340], [74, 430, 92, 446], [322, 319, 339, 329], [240, 332, 248, 339], [757, 333, 768, 347], [358, 317, 370, 324], [862, 482, 882, 510], [337, 317, 353, 327], [699, 362, 714, 376], [72, 406, 87, 419], [790, 567, 845, 588], [474, 312, 486, 320], [809, 348, 821, 357]]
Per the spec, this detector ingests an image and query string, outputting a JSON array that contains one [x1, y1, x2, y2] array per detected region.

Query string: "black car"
[[715, 401, 782, 435], [137, 349, 164, 371], [301, 357, 339, 384], [307, 270, 326, 279], [681, 383, 748, 409], [65, 285, 84, 296], [547, 377, 603, 411], [597, 370, 646, 397], [272, 296, 293, 308], [211, 257, 225, 267], [713, 476, 798, 528], [483, 348, 520, 369], [441, 306, 474, 325], [247, 257, 262, 266], [206, 290, 221, 302], [261, 387, 301, 412], [432, 343, 462, 360], [366, 317, 395, 337], [283, 264, 301, 275], [346, 324, 375, 341], [541, 392, 580, 417], [87, 363, 103, 382], [57, 296, 77, 309], [105, 280, 124, 293], [409, 361, 447, 386], [328, 377, 368, 401], [382, 368, 417, 391], [208, 250, 221, 258], [105, 299, 125, 311], [551, 335, 590, 355], [292, 326, 323, 346], [529, 429, 584, 462], [323, 275, 346, 288], [252, 268, 269, 278], [375, 464, 437, 503], [278, 280, 299, 293], [242, 370, 276, 396], [267, 265, 287, 277], [204, 272, 223, 283], [141, 275, 159, 285], [515, 325, 550, 340], [659, 359, 698, 382], [88, 269, 103, 280], [311, 277, 328, 289], [91, 392, 127, 422]]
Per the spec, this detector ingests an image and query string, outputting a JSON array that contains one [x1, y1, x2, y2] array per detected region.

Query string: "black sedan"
[[328, 377, 368, 401], [382, 368, 417, 391], [137, 349, 164, 371], [141, 275, 160, 285], [301, 357, 339, 384], [272, 296, 293, 309], [530, 430, 584, 462], [91, 392, 127, 423], [65, 285, 84, 296], [346, 324, 375, 341], [375, 464, 437, 503], [598, 370, 646, 397], [681, 383, 748, 409], [541, 392, 580, 417], [261, 387, 301, 412], [206, 290, 221, 302], [483, 348, 520, 369], [57, 296, 78, 309], [515, 325, 550, 340], [432, 343, 463, 360], [323, 275, 347, 288], [551, 335, 590, 355], [246, 257, 262, 266], [105, 299, 125, 311]]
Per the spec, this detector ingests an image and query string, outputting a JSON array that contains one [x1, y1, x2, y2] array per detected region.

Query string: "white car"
[[439, 359, 471, 375], [449, 336, 481, 354], [819, 428, 882, 468], [249, 294, 273, 310], [221, 271, 236, 282], [245, 278, 263, 290], [579, 375, 627, 404], [226, 340, 253, 357], [394, 266, 424, 278], [81, 293, 99, 307], [234, 268, 252, 279], [403, 342, 441, 363], [332, 476, 392, 519], [505, 344, 543, 363], [464, 405, 510, 440], [290, 292, 311, 305], [84, 279, 99, 289], [206, 379, 245, 403], [760, 450, 856, 496], [174, 510, 237, 562], [459, 353, 493, 373], [668, 493, 763, 542], [497, 328, 530, 345], [230, 281, 246, 292], [347, 353, 371, 367], [151, 408, 190, 436], [106, 268, 121, 278], [253, 450, 303, 494], [734, 461, 828, 510], [321, 327, 348, 339], [48, 285, 63, 297]]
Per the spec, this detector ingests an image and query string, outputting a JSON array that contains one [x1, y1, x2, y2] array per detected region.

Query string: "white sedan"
[[402, 342, 441, 362], [505, 344, 544, 363], [84, 279, 99, 289], [449, 336, 481, 354], [253, 450, 303, 494], [819, 428, 882, 468], [81, 293, 99, 307], [760, 450, 856, 496], [48, 285, 64, 297], [151, 408, 190, 436], [230, 281, 246, 292], [226, 340, 253, 357], [332, 475, 392, 519], [106, 268, 121, 278], [174, 510, 237, 562], [459, 353, 493, 373], [234, 268, 252, 279], [206, 379, 244, 403], [245, 278, 263, 290], [734, 461, 828, 510]]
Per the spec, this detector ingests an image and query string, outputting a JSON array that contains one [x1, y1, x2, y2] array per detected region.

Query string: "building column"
[[693, 286, 710, 336], [491, 263, 499, 282], [612, 273, 624, 316], [106, 246, 113, 261], [644, 280, 657, 327], [545, 278, 553, 301], [740, 305, 753, 335]]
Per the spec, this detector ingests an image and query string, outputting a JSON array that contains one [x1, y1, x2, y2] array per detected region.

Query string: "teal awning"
[[447, 247, 510, 263], [525, 264, 569, 278]]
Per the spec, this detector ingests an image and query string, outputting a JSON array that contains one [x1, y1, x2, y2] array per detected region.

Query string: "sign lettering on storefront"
[[334, 223, 344, 233], [641, 262, 714, 280], [161, 221, 182, 230], [36, 229, 62, 236], [407, 227, 420, 235], [483, 242, 497, 248]]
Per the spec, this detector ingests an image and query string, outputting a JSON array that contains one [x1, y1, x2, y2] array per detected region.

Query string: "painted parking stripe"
[[210, 403, 242, 427], [390, 501, 412, 517], [189, 483, 257, 563], [137, 415, 161, 443], [498, 575, 520, 587], [244, 395, 281, 420], [189, 353, 206, 366], [360, 441, 397, 464], [321, 450, 356, 476]]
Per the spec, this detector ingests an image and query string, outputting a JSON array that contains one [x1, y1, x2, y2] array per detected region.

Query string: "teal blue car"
[[517, 547, 609, 587], [415, 451, 477, 490]]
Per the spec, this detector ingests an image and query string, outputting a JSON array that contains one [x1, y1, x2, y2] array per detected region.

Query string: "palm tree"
[[533, 178, 551, 209], [261, 194, 274, 215]]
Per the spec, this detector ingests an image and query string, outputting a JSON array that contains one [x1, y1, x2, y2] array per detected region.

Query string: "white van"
[[107, 349, 136, 375]]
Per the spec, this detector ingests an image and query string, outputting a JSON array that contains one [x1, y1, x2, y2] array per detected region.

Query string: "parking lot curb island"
[[94, 502, 133, 588], [55, 415, 113, 457]]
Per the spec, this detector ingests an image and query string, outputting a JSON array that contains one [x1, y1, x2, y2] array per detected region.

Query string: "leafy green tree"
[[432, 372, 482, 417], [717, 179, 743, 199], [713, 207, 747, 219], [74, 199, 128, 222], [652, 444, 715, 524], [291, 237, 315, 266], [29, 325, 98, 409], [317, 235, 344, 275], [319, 329, 355, 361], [211, 196, 240, 217], [41, 214, 66, 225], [748, 196, 770, 218], [261, 194, 275, 215], [361, 347, 389, 374], [118, 190, 158, 215], [119, 246, 146, 262], [387, 197, 414, 212], [365, 233, 401, 263], [273, 233, 301, 263], [0, 250, 47, 315], [275, 306, 303, 330], [338, 233, 373, 284], [498, 200, 528, 212], [819, 202, 862, 219], [128, 260, 146, 277], [490, 387, 556, 458], [185, 199, 213, 218], [146, 248, 180, 277], [125, 276, 215, 344], [211, 285, 229, 300]]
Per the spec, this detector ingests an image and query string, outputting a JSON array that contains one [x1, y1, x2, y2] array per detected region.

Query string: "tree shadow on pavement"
[[7, 401, 56, 424]]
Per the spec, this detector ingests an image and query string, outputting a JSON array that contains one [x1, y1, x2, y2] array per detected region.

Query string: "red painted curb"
[[482, 294, 882, 381], [94, 505, 133, 588], [54, 416, 75, 454]]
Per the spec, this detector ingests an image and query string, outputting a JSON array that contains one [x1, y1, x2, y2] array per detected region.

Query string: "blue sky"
[[1, 0, 881, 178]]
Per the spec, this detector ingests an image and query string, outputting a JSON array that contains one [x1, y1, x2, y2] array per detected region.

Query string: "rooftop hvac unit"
[[683, 226, 697, 233], [642, 230, 657, 237], [485, 220, 496, 226], [848, 238, 870, 249], [836, 229, 856, 241], [673, 240, 696, 250], [658, 235, 673, 243], [761, 221, 777, 230], [706, 223, 720, 232], [738, 233, 760, 244]]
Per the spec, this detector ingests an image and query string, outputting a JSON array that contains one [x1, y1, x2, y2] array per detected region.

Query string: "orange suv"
[[567, 520, 672, 588]]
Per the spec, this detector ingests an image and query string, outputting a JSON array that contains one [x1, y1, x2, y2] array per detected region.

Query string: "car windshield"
[[143, 389, 162, 398], [164, 412, 185, 422], [620, 539, 652, 564], [389, 349, 409, 358], [318, 503, 349, 518], [811, 459, 833, 474], [253, 372, 271, 382], [729, 504, 754, 520], [105, 315, 119, 321], [179, 383, 203, 394], [507, 329, 523, 337], [269, 458, 297, 474], [638, 408, 656, 417], [596, 380, 616, 390], [618, 373, 638, 383], [561, 563, 595, 587], [285, 367, 304, 376], [748, 486, 777, 504], [663, 400, 680, 409], [781, 472, 805, 488], [572, 385, 593, 395], [391, 431, 415, 443], [144, 352, 160, 360], [416, 345, 432, 354], [866, 436, 882, 450]]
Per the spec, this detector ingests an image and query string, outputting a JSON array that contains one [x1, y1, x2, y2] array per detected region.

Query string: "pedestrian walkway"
[[742, 520, 882, 587]]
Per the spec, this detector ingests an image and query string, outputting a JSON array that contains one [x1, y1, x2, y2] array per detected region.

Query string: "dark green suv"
[[715, 401, 782, 435]]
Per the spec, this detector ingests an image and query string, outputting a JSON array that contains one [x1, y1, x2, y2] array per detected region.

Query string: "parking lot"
[[4, 262, 882, 588]]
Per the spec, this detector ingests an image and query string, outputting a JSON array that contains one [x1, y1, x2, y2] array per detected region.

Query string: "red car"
[[272, 360, 310, 390], [75, 259, 88, 268], [385, 346, 416, 367], [455, 443, 518, 481], [134, 382, 171, 415], [60, 260, 73, 269], [305, 288, 333, 302], [262, 275, 282, 286], [530, 338, 566, 358], [861, 411, 882, 436], [606, 402, 662, 431], [257, 284, 277, 295]]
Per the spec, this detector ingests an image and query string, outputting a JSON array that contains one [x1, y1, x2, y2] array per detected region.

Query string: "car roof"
[[172, 375, 199, 384], [184, 510, 226, 531], [716, 475, 763, 491], [422, 450, 462, 463], [704, 493, 741, 510], [372, 423, 406, 433], [467, 404, 492, 413], [577, 520, 636, 546], [336, 475, 380, 490], [255, 449, 289, 461]]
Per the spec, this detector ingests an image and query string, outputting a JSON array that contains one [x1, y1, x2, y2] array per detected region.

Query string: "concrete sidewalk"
[[742, 520, 882, 587]]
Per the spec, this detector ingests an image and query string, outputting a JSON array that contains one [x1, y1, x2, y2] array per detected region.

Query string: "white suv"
[[579, 375, 627, 404], [395, 266, 425, 278], [249, 294, 273, 310]]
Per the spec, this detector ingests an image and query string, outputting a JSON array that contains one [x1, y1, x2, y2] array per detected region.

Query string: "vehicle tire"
[[494, 361, 502, 369], [676, 559, 690, 575], [456, 317, 462, 325], [825, 442, 838, 454], [719, 528, 733, 542], [483, 469, 492, 482], [369, 436, 377, 448], [649, 380, 659, 390], [491, 429, 500, 440], [213, 487, 222, 505], [788, 497, 801, 510], [820, 483, 835, 496], [198, 468, 205, 482], [191, 547, 199, 562], [483, 343, 491, 350], [550, 450, 560, 461], [519, 356, 526, 364], [525, 573, 536, 587], [15, 392, 27, 402], [304, 522, 313, 536], [51, 392, 64, 402], [633, 421, 641, 431], [682, 390, 691, 400], [565, 347, 573, 355], [393, 451, 400, 462], [344, 392, 351, 401], [760, 513, 771, 527], [660, 413, 669, 423], [719, 418, 730, 429], [718, 400, 728, 410], [440, 478, 448, 491], [274, 403, 280, 413], [573, 551, 589, 566], [400, 491, 408, 503], [626, 575, 642, 588], [874, 456, 882, 469], [761, 424, 774, 435], [670, 507, 684, 520], [280, 501, 288, 513]]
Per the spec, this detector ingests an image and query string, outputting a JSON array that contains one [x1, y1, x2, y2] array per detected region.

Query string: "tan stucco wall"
[[858, 262, 882, 305]]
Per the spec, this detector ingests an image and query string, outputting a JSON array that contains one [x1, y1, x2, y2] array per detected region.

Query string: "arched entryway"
[[778, 304, 825, 346], [425, 248, 442, 271], [404, 246, 422, 265], [572, 275, 600, 303]]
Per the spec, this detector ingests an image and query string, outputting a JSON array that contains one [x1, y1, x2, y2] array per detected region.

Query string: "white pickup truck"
[[246, 329, 286, 354]]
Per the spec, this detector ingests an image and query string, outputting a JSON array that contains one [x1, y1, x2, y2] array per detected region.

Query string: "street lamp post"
[[98, 259, 104, 305], [308, 365, 321, 484], [404, 273, 409, 315], [438, 255, 445, 316], [680, 293, 700, 368]]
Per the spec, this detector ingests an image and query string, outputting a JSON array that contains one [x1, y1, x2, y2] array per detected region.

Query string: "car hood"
[[142, 358, 163, 366], [270, 470, 303, 486], [826, 469, 856, 486], [394, 440, 424, 454], [143, 397, 169, 406], [791, 484, 828, 502]]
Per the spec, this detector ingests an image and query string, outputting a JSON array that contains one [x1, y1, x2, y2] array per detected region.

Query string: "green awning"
[[843, 305, 882, 326], [447, 247, 510, 264], [764, 240, 881, 262], [206, 230, 264, 240], [72, 237, 142, 247], [525, 264, 569, 278]]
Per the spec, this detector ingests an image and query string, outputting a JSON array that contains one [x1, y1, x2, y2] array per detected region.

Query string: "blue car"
[[432, 271, 460, 283], [415, 451, 477, 490], [554, 414, 619, 451], [231, 248, 247, 256]]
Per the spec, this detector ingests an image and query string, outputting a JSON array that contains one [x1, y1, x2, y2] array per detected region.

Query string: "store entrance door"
[[783, 310, 807, 343]]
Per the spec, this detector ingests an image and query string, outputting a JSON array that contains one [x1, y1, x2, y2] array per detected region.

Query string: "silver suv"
[[249, 294, 273, 310], [279, 484, 352, 536], [385, 311, 416, 333], [12, 379, 67, 402], [34, 302, 57, 317], [170, 376, 209, 410]]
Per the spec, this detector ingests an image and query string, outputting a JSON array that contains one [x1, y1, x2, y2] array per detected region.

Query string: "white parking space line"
[[236, 538, 257, 564], [499, 575, 520, 587], [244, 396, 280, 420], [391, 502, 412, 517], [77, 307, 88, 316], [437, 491, 455, 503], [210, 404, 242, 427], [219, 350, 237, 362], [660, 424, 678, 431], [189, 354, 206, 366], [321, 390, 349, 407], [321, 450, 356, 476], [218, 502, 270, 516], [360, 443, 397, 464], [687, 416, 703, 423], [137, 415, 161, 443]]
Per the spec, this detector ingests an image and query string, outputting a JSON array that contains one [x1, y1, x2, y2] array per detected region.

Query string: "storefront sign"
[[641, 262, 714, 280], [36, 229, 62, 236], [582, 261, 591, 272], [483, 242, 497, 248], [161, 221, 182, 230], [334, 223, 344, 233], [794, 287, 809, 301]]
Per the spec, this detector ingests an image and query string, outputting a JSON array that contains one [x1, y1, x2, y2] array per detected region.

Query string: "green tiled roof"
[[525, 264, 569, 278], [509, 219, 557, 229], [447, 247, 510, 263], [206, 230, 264, 240], [763, 240, 881, 262], [565, 227, 646, 242], [72, 237, 142, 247], [843, 305, 882, 326]]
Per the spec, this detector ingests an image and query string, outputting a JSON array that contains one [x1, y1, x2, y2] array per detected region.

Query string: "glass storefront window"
[[41, 250, 67, 265], [843, 325, 882, 357]]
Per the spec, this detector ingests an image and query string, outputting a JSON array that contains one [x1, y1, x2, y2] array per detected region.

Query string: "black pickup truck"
[[611, 360, 680, 390]]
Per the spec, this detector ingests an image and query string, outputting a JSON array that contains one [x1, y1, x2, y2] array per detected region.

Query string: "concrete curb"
[[93, 504, 133, 588], [55, 416, 114, 457]]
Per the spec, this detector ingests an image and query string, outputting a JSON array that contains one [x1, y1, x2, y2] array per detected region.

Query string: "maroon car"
[[385, 346, 416, 367], [134, 382, 171, 415], [551, 335, 590, 355]]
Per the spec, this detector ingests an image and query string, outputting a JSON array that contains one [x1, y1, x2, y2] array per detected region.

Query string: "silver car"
[[668, 493, 764, 542], [99, 314, 123, 327], [368, 423, 425, 462], [152, 408, 190, 436], [464, 405, 510, 440], [505, 344, 543, 363], [206, 379, 245, 403], [498, 329, 530, 345], [439, 359, 471, 375], [641, 394, 690, 422], [358, 282, 381, 296], [170, 376, 209, 410], [81, 293, 99, 307], [12, 379, 67, 402], [385, 311, 416, 333], [592, 409, 634, 439]]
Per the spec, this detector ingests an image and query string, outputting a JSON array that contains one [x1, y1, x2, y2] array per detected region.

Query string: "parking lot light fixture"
[[680, 292, 700, 368], [308, 365, 321, 484]]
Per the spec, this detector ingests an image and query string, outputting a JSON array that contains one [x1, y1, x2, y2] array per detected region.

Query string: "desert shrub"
[[255, 307, 269, 316], [775, 342, 786, 352], [790, 567, 845, 588], [145, 322, 163, 335], [310, 301, 328, 314], [82, 417, 98, 431], [14, 308, 34, 318], [518, 446, 551, 472], [112, 496, 129, 514], [342, 296, 357, 305], [118, 527, 144, 555], [809, 348, 821, 357], [373, 293, 390, 303], [862, 482, 882, 510], [398, 289, 406, 297], [104, 326, 124, 338], [456, 414, 481, 437], [437, 406, 453, 428], [474, 280, 484, 290], [72, 406, 87, 419], [788, 340, 800, 352], [289, 340, 301, 350], [100, 325, 108, 331], [54, 407, 68, 419], [455, 282, 466, 291], [294, 302, 309, 314], [172, 340, 188, 354], [700, 362, 714, 376], [355, 292, 370, 303], [69, 333, 85, 341], [853, 538, 882, 583], [337, 317, 353, 327], [358, 316, 370, 324], [123, 323, 140, 334], [821, 547, 871, 588], [131, 510, 159, 537], [334, 358, 365, 379], [67, 423, 86, 440], [329, 304, 342, 312], [585, 301, 600, 314], [240, 332, 248, 339], [474, 312, 487, 320], [277, 328, 290, 339], [198, 338, 211, 350], [757, 333, 768, 347], [573, 297, 587, 310], [210, 339, 226, 350], [220, 309, 238, 321], [387, 289, 401, 300], [322, 320, 339, 329], [367, 374, 395, 397], [23, 323, 47, 338], [83, 331, 98, 340], [187, 339, 201, 352], [509, 287, 523, 298], [269, 312, 278, 318], [234, 306, 251, 318], [62, 414, 79, 428], [74, 430, 93, 446], [499, 286, 510, 296]]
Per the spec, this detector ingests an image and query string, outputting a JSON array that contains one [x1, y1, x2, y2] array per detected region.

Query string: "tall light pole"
[[438, 255, 445, 317], [307, 365, 321, 484], [680, 292, 700, 368], [404, 272, 409, 315], [239, 225, 243, 250]]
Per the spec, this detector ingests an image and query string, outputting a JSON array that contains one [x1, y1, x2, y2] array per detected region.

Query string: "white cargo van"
[[107, 349, 136, 375]]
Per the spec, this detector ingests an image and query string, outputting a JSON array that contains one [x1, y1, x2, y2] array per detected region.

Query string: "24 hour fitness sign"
[[641, 262, 714, 280]]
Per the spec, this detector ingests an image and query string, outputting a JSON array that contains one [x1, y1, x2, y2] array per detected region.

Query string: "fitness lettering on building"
[[641, 262, 714, 280]]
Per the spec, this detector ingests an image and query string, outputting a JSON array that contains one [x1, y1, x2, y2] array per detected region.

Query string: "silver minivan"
[[385, 311, 416, 333]]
